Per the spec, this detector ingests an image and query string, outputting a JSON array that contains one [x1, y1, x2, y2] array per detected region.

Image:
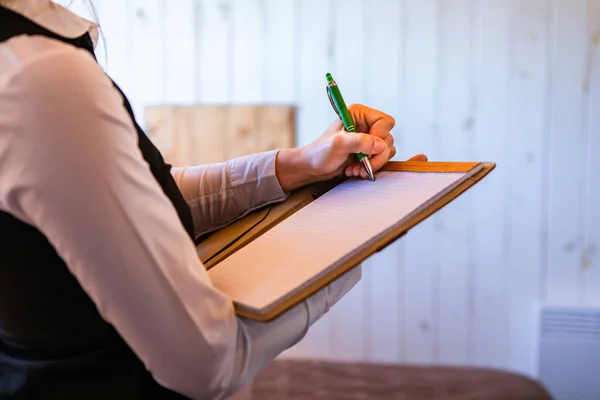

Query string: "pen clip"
[[326, 86, 342, 120]]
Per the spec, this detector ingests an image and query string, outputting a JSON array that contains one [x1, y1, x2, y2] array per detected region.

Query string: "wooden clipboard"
[[196, 160, 495, 321]]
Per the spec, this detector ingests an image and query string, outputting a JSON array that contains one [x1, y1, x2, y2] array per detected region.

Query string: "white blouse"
[[0, 1, 361, 399]]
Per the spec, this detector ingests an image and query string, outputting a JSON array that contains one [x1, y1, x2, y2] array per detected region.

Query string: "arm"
[[170, 147, 322, 237], [0, 40, 360, 399], [169, 151, 288, 238], [169, 102, 406, 239]]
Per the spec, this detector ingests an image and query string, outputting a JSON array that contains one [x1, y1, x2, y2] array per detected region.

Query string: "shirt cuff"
[[227, 149, 289, 204]]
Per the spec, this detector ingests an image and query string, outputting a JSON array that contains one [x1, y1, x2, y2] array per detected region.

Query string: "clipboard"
[[196, 160, 495, 322]]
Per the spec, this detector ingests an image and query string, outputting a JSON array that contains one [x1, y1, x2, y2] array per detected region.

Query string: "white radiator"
[[538, 306, 600, 400]]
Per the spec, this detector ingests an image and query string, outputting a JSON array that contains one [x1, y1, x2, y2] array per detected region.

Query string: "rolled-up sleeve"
[[170, 150, 289, 237]]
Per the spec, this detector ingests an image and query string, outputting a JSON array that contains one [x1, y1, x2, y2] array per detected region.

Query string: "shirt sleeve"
[[0, 38, 362, 400], [170, 150, 288, 237]]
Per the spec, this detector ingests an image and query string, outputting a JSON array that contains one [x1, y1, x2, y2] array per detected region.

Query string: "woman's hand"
[[276, 104, 427, 192]]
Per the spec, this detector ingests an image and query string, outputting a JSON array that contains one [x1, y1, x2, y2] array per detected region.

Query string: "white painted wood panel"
[[163, 0, 196, 104], [546, 0, 589, 306], [402, 0, 439, 364], [506, 0, 550, 376], [231, 0, 265, 103], [326, 0, 368, 362], [363, 0, 405, 364], [130, 0, 164, 128], [195, 0, 232, 103], [284, 0, 334, 359], [471, 0, 510, 369], [583, 0, 600, 306], [264, 0, 296, 103], [92, 1, 133, 97], [434, 0, 474, 365], [61, 0, 600, 377]]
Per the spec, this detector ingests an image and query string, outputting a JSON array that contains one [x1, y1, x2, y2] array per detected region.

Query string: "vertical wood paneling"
[[92, 1, 133, 96], [402, 0, 439, 364], [546, 0, 589, 305], [231, 0, 266, 103], [583, 0, 600, 306], [327, 0, 367, 362], [146, 105, 294, 166], [163, 0, 196, 104], [434, 0, 474, 365], [195, 0, 232, 103], [88, 0, 600, 374], [471, 1, 510, 368], [130, 0, 164, 128], [363, 0, 405, 363], [507, 0, 550, 375], [287, 0, 333, 358], [264, 0, 296, 103]]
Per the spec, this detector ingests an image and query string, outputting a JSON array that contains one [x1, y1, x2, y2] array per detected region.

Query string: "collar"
[[1, 0, 99, 47]]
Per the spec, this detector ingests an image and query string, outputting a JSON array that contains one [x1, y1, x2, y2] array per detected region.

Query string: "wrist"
[[275, 147, 319, 192]]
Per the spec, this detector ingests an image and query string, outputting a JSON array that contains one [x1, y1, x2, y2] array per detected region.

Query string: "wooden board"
[[145, 106, 295, 166]]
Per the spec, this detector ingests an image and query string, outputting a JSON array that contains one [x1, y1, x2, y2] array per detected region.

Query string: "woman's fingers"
[[408, 154, 428, 162], [347, 104, 396, 135], [335, 131, 386, 156]]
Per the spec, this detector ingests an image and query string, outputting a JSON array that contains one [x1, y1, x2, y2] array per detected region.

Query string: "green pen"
[[325, 73, 375, 181]]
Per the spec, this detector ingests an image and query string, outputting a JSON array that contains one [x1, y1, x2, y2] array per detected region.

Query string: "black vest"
[[0, 6, 195, 399]]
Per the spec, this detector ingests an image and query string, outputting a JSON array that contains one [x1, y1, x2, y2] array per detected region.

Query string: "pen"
[[325, 72, 375, 181]]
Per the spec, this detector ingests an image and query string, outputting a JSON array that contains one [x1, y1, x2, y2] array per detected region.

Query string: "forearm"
[[171, 146, 327, 237], [171, 150, 290, 237]]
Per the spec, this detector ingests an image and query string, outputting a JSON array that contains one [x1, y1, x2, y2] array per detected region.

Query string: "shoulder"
[[0, 34, 130, 140], [0, 35, 100, 85], [0, 35, 122, 121], [0, 36, 138, 217]]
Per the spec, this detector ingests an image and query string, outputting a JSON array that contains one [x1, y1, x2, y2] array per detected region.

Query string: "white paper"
[[207, 170, 468, 312]]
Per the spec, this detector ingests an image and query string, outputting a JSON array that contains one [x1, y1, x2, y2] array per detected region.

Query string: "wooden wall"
[[60, 0, 600, 378]]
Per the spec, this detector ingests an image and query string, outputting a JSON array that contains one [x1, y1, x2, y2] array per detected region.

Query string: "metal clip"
[[326, 86, 341, 120]]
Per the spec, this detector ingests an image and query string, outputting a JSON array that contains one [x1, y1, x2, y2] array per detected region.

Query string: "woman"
[[0, 1, 426, 399]]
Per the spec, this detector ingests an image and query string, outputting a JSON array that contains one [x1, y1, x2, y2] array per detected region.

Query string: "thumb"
[[340, 132, 386, 155]]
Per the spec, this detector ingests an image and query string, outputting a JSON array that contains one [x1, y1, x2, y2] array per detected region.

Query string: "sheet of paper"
[[208, 170, 468, 312]]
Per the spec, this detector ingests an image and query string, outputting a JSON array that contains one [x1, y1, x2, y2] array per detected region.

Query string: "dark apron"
[[0, 5, 196, 399]]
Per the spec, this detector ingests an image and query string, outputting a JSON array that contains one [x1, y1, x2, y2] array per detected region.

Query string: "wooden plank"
[[264, 0, 296, 103], [583, 0, 600, 306], [402, 0, 439, 364], [471, 0, 510, 369], [546, 0, 589, 306], [231, 0, 265, 103], [224, 106, 295, 160], [145, 107, 178, 164], [145, 106, 294, 167], [130, 0, 164, 128], [163, 0, 196, 104], [363, 0, 405, 363], [195, 0, 232, 103], [382, 162, 479, 173], [506, 0, 550, 376], [433, 0, 474, 365], [326, 0, 367, 363]]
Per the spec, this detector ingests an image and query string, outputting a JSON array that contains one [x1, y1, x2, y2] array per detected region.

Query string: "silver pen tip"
[[361, 158, 375, 181]]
